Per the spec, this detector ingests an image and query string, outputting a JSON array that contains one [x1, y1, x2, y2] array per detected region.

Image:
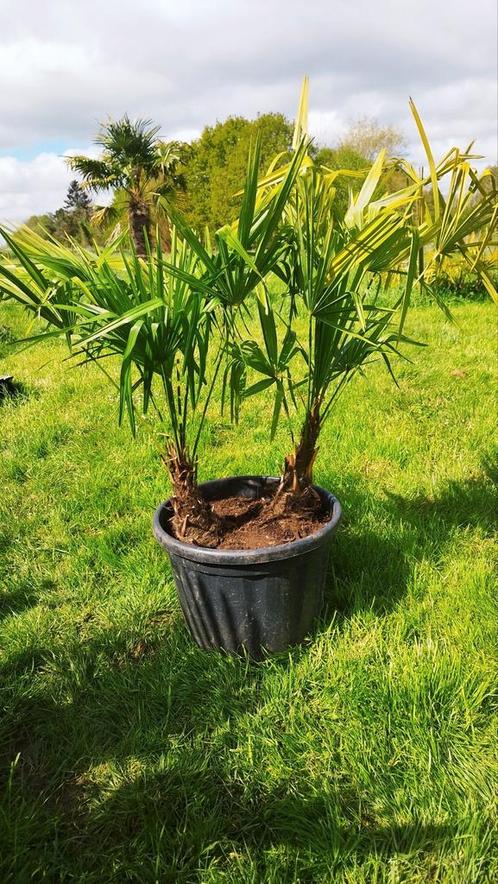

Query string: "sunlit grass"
[[0, 301, 496, 882]]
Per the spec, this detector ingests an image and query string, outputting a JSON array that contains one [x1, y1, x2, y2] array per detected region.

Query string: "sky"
[[1, 0, 496, 224]]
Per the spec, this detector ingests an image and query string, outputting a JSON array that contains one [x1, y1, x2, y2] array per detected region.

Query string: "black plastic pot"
[[153, 476, 342, 658]]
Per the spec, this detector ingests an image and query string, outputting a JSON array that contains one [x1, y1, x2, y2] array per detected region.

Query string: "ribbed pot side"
[[153, 476, 342, 659]]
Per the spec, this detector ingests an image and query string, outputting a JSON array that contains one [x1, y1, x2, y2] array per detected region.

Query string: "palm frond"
[[66, 156, 120, 190]]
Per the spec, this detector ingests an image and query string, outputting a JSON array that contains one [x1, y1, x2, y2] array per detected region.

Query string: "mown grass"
[[0, 300, 496, 882]]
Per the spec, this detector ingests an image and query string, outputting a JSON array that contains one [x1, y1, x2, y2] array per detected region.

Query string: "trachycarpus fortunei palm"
[[67, 117, 187, 256], [229, 81, 497, 516], [0, 82, 495, 545]]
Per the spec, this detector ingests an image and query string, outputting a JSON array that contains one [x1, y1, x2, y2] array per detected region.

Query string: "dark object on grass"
[[153, 476, 341, 659], [0, 375, 17, 400]]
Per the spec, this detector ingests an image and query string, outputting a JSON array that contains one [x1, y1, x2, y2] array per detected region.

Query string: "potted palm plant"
[[153, 95, 496, 657], [1, 89, 495, 658], [1, 142, 326, 657]]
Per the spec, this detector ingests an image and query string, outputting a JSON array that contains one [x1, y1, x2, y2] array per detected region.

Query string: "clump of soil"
[[171, 490, 330, 550]]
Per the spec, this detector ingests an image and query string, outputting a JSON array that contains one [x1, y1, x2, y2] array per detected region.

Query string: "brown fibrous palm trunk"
[[269, 401, 323, 517], [163, 444, 220, 547], [129, 198, 150, 257], [160, 213, 172, 254]]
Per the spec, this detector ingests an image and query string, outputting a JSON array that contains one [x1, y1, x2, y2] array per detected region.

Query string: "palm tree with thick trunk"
[[67, 116, 187, 254]]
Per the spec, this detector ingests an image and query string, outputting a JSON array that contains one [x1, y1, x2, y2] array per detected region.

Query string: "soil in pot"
[[171, 487, 330, 550]]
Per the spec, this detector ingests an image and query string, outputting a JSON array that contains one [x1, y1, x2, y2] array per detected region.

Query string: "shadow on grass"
[[385, 470, 497, 535], [0, 579, 47, 621], [0, 615, 458, 880], [1, 467, 495, 878], [0, 615, 274, 878], [59, 762, 457, 880], [319, 472, 414, 620], [0, 565, 59, 622], [0, 529, 43, 621], [324, 525, 412, 620], [319, 464, 497, 623], [0, 613, 263, 788], [0, 592, 35, 620]]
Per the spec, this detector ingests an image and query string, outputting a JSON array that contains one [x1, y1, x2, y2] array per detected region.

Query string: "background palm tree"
[[67, 116, 188, 254]]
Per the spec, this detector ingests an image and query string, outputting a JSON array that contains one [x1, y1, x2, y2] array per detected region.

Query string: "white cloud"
[[0, 0, 496, 222], [0, 153, 72, 224], [0, 147, 104, 225]]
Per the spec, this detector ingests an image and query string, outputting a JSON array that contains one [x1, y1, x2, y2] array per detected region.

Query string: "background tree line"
[[24, 111, 408, 251]]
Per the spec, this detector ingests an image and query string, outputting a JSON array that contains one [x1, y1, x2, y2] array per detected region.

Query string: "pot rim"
[[153, 475, 342, 565]]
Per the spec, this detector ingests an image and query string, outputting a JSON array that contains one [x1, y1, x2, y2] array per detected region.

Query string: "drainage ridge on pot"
[[153, 475, 342, 659]]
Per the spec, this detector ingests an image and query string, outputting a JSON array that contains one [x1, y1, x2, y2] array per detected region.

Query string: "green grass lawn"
[[0, 301, 496, 882]]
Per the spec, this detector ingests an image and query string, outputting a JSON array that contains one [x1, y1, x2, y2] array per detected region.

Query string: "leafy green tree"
[[67, 117, 187, 254], [182, 113, 293, 231], [23, 212, 54, 235]]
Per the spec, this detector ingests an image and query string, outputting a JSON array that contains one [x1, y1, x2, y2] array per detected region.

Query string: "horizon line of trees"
[[23, 110, 410, 252], [23, 109, 497, 262]]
